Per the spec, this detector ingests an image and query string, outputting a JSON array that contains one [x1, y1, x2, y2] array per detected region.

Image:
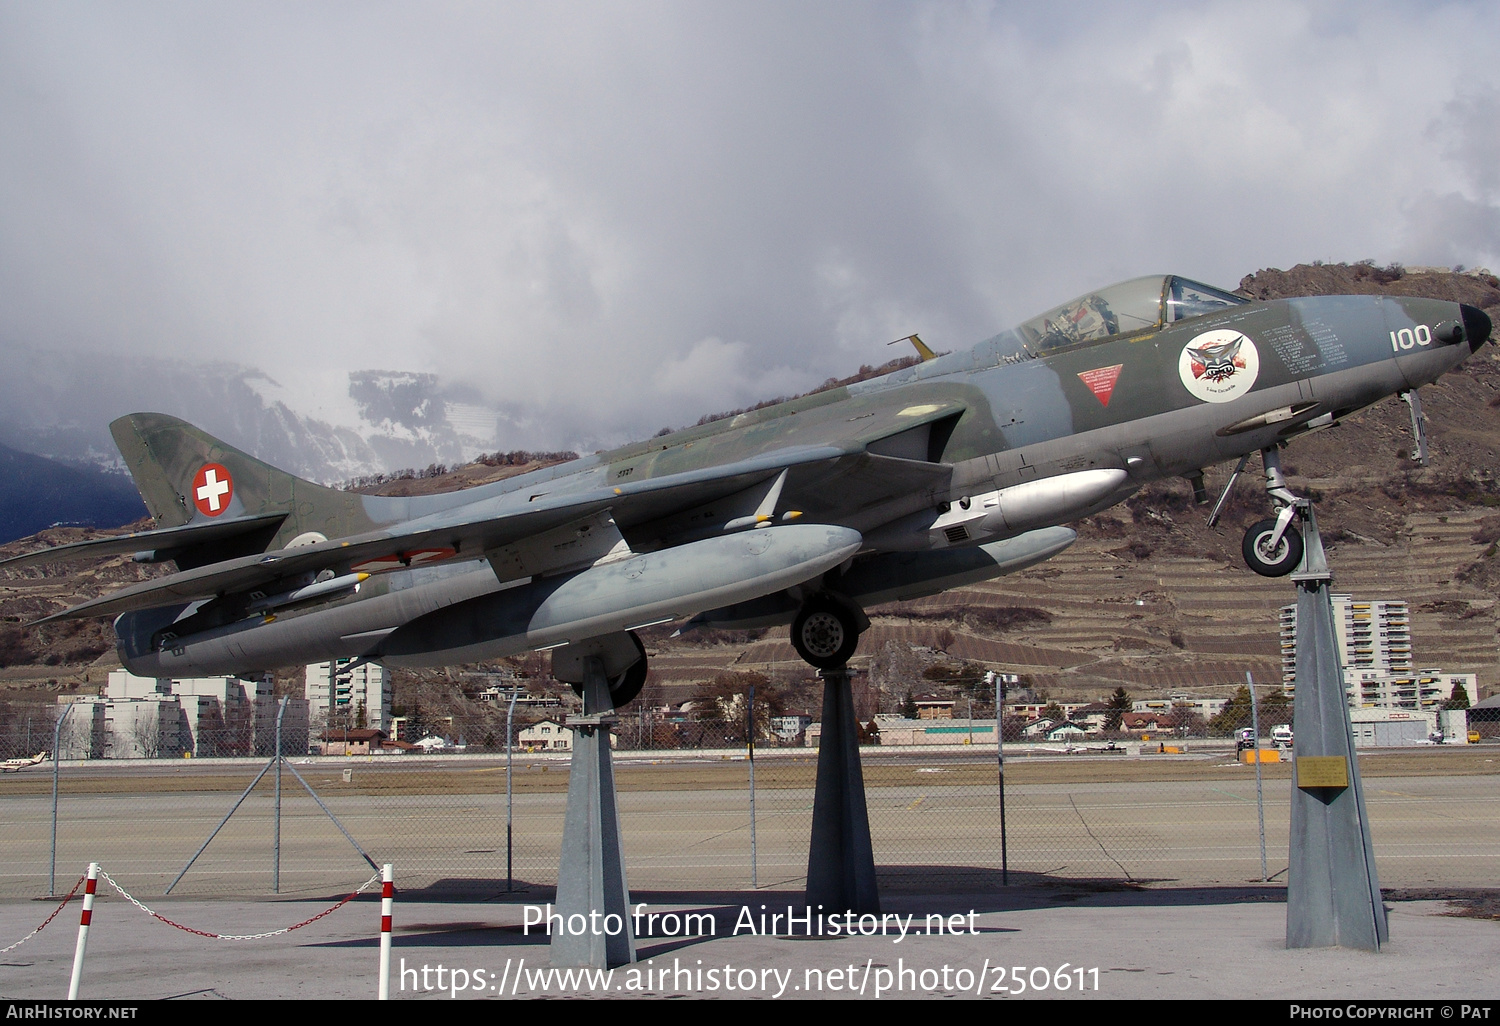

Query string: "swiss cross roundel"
[[192, 463, 234, 517]]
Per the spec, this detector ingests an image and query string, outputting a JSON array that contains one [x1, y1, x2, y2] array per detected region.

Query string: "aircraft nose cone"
[[1462, 304, 1493, 351]]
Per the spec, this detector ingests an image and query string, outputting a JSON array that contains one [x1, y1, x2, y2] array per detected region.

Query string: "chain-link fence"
[[0, 712, 1494, 901]]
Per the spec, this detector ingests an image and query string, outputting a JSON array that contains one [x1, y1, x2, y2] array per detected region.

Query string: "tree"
[[689, 671, 775, 745], [1444, 683, 1471, 710], [1172, 701, 1206, 738], [405, 700, 427, 742], [1208, 686, 1254, 736], [125, 707, 171, 758], [901, 690, 918, 719], [1104, 687, 1131, 731], [1258, 688, 1292, 727]]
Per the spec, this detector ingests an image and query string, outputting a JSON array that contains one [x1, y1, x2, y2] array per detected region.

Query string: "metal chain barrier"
[[0, 875, 85, 954], [96, 867, 382, 941]]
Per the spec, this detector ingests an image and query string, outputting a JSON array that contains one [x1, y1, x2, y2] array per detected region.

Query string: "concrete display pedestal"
[[551, 659, 636, 969], [1286, 502, 1388, 951], [805, 666, 880, 916]]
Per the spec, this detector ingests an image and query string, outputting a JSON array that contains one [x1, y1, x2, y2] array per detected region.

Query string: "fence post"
[[1248, 672, 1268, 882], [748, 683, 757, 889], [994, 672, 1008, 886], [506, 690, 516, 893], [50, 704, 73, 896], [378, 864, 393, 1000], [67, 862, 98, 999], [275, 697, 286, 893]]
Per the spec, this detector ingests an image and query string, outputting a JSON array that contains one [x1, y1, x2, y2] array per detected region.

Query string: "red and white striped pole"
[[377, 864, 393, 1000], [67, 862, 98, 1000]]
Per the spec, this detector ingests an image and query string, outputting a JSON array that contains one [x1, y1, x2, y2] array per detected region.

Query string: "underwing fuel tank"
[[374, 523, 863, 666], [865, 469, 1128, 551], [685, 525, 1077, 631], [116, 524, 862, 677]]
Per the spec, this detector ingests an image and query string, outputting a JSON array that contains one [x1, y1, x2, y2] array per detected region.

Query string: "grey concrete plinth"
[[1286, 504, 1387, 951], [805, 666, 879, 916], [551, 659, 636, 969]]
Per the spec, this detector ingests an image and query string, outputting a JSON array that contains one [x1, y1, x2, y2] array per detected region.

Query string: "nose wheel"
[[790, 594, 865, 670], [1243, 517, 1305, 577], [1211, 445, 1308, 578]]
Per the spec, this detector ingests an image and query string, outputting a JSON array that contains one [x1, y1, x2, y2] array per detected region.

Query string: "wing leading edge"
[[35, 443, 858, 623]]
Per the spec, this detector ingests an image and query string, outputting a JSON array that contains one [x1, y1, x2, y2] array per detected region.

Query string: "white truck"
[[1271, 724, 1294, 748]]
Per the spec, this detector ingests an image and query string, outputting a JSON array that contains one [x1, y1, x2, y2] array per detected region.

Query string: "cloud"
[[1, 1, 1498, 459]]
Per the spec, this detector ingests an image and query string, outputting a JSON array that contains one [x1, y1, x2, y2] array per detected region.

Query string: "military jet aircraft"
[[5, 274, 1491, 705]]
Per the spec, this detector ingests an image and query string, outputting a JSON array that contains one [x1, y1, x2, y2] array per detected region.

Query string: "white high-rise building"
[[306, 660, 391, 733], [1280, 596, 1412, 686], [1278, 597, 1473, 711]]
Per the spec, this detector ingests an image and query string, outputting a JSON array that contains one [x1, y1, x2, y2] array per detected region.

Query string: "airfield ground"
[[0, 743, 1496, 1000]]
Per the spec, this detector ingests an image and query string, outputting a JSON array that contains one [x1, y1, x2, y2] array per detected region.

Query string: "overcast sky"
[[2, 1, 1498, 454]]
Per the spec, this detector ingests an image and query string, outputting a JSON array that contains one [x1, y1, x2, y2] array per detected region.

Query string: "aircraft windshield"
[[1166, 277, 1246, 322], [1016, 275, 1245, 353]]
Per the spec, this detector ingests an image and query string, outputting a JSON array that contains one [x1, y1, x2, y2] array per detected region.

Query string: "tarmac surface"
[[2, 748, 1495, 1001], [0, 885, 1496, 1001]]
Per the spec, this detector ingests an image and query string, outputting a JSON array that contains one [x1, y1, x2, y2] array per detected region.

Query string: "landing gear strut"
[[1210, 446, 1307, 578], [790, 593, 867, 670]]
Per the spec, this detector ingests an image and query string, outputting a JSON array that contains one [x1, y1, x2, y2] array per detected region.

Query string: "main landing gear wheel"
[[1242, 518, 1304, 577], [791, 596, 862, 670], [567, 631, 649, 708]]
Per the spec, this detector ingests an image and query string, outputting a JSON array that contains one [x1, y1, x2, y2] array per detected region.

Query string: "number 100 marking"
[[1390, 325, 1432, 351]]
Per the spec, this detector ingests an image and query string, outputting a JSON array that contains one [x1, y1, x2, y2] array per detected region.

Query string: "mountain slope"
[[0, 444, 146, 545]]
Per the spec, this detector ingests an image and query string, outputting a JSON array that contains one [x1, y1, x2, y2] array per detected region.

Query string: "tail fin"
[[110, 413, 362, 558]]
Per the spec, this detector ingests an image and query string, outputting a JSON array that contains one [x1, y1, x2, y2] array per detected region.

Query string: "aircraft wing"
[[0, 512, 289, 570], [36, 442, 889, 623]]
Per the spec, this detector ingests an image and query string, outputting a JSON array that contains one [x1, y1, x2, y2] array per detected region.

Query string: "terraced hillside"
[[2, 263, 1498, 722]]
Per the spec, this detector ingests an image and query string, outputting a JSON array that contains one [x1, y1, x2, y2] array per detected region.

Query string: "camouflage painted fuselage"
[[93, 281, 1489, 675]]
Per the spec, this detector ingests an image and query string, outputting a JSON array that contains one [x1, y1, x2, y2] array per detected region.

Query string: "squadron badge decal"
[[1178, 330, 1259, 403]]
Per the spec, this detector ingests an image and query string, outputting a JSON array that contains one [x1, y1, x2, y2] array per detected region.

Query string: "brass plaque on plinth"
[[1296, 756, 1349, 789]]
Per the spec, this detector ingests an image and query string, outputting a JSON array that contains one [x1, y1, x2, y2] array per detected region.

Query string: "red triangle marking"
[[1077, 364, 1123, 407]]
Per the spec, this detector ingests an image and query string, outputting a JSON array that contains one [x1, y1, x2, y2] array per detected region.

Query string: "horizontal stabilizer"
[[0, 512, 289, 571]]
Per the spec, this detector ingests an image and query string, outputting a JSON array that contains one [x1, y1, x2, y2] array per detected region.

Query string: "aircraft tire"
[[790, 596, 862, 670], [567, 631, 649, 708], [1242, 518, 1304, 577], [609, 638, 649, 708]]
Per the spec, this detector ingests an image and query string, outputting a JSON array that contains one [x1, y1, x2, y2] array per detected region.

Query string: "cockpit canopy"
[[1016, 275, 1246, 353]]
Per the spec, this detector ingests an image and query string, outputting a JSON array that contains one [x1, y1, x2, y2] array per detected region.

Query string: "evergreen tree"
[[1208, 686, 1254, 736], [1258, 687, 1292, 726], [1105, 687, 1131, 731], [406, 700, 427, 741], [1444, 683, 1471, 710]]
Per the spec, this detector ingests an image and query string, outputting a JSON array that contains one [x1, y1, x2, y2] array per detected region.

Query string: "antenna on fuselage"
[[888, 334, 938, 362]]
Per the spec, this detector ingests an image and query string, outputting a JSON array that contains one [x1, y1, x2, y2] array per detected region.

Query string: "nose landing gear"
[[1209, 445, 1308, 578], [1243, 515, 1305, 577]]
